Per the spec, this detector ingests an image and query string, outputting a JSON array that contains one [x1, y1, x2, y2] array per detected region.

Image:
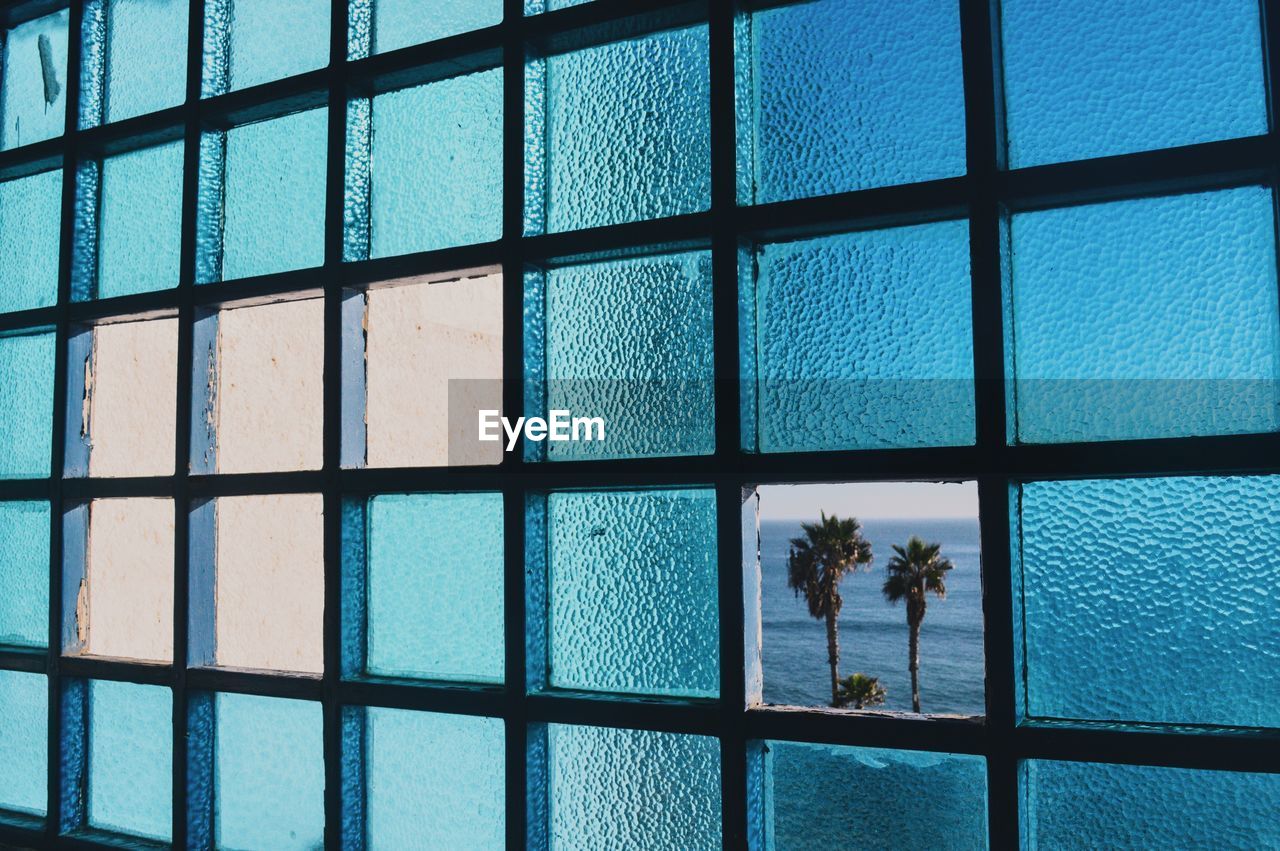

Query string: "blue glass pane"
[[529, 25, 709, 234], [546, 489, 718, 698], [88, 680, 172, 841], [215, 693, 324, 850], [358, 0, 501, 55], [101, 0, 189, 123], [366, 493, 504, 683], [525, 0, 591, 11], [99, 141, 184, 298], [1017, 476, 1280, 728], [0, 501, 50, 648], [743, 0, 965, 204], [1022, 760, 1280, 849], [0, 331, 54, 478], [0, 670, 47, 816], [365, 708, 505, 847], [748, 221, 974, 452], [0, 10, 69, 150], [1007, 188, 1280, 443], [203, 0, 330, 95], [1001, 0, 1267, 167], [760, 743, 988, 850], [0, 169, 61, 313]]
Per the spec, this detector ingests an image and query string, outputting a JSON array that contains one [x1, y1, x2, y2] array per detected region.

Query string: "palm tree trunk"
[[825, 609, 840, 707], [908, 614, 921, 713]]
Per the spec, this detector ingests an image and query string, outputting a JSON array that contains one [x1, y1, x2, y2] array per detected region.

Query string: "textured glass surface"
[[203, 0, 329, 95], [547, 725, 721, 850], [760, 743, 988, 850], [364, 0, 501, 54], [85, 319, 178, 478], [1001, 0, 1268, 167], [536, 251, 714, 460], [215, 693, 324, 850], [0, 169, 61, 313], [525, 0, 592, 11], [102, 0, 189, 122], [88, 680, 172, 841], [0, 501, 49, 648], [748, 222, 974, 452], [1022, 760, 1280, 849], [546, 489, 718, 697], [1, 10, 69, 149], [530, 24, 709, 234], [1008, 188, 1280, 443], [743, 0, 964, 204], [365, 708, 505, 847], [367, 493, 504, 682], [0, 670, 47, 815], [368, 70, 501, 256], [1017, 476, 1280, 728], [0, 331, 54, 478], [99, 141, 183, 297]]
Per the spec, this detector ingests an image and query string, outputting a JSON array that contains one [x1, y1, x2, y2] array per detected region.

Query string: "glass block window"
[[0, 501, 50, 648], [0, 9, 69, 150], [86, 679, 172, 841], [0, 168, 61, 313], [0, 670, 47, 817], [0, 329, 55, 479], [201, 0, 330, 96], [80, 0, 189, 127]]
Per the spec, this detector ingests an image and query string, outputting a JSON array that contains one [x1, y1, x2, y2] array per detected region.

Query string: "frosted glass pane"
[[365, 708, 505, 847], [744, 0, 965, 204], [1017, 476, 1280, 728], [760, 743, 988, 850], [748, 222, 974, 452], [1, 10, 69, 149], [0, 670, 47, 816], [204, 0, 329, 94], [0, 501, 49, 648], [547, 489, 718, 697], [1008, 188, 1280, 443], [215, 693, 323, 850], [367, 493, 504, 682], [88, 680, 172, 841], [1022, 760, 1280, 849], [0, 169, 61, 313], [86, 319, 178, 477], [547, 724, 721, 850], [364, 0, 501, 54], [0, 330, 54, 478], [1001, 0, 1267, 167], [99, 141, 183, 297], [102, 0, 189, 122]]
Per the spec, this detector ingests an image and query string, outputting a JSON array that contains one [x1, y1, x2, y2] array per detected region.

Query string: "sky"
[[756, 480, 979, 520]]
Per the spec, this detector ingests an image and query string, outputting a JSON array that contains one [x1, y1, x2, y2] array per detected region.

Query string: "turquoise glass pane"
[[759, 743, 988, 850], [0, 331, 55, 478], [99, 141, 183, 297], [525, 0, 591, 11], [529, 24, 709, 234], [215, 693, 324, 850], [102, 0, 189, 122], [0, 169, 61, 313], [0, 501, 50, 648], [1001, 0, 1267, 167], [1022, 760, 1280, 849], [365, 708, 505, 847], [748, 221, 974, 452], [546, 489, 718, 697], [743, 0, 965, 204], [368, 69, 502, 257], [1007, 188, 1280, 443], [0, 670, 47, 816], [88, 680, 172, 841], [366, 493, 504, 683], [1017, 476, 1280, 728], [203, 0, 330, 95], [361, 0, 501, 54], [547, 724, 721, 849], [0, 10, 69, 150]]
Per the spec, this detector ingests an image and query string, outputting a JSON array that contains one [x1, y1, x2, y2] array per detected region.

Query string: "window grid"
[[0, 0, 1273, 848]]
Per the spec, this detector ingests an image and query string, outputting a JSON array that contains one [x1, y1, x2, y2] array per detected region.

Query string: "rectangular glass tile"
[[352, 0, 502, 56], [0, 169, 61, 313], [1001, 0, 1267, 167], [0, 330, 55, 479], [215, 693, 324, 850], [525, 0, 591, 11], [1021, 760, 1280, 849], [364, 708, 505, 847], [1016, 476, 1280, 729], [97, 141, 184, 298], [746, 221, 974, 452], [741, 0, 965, 204], [88, 680, 172, 841], [544, 489, 718, 697], [1, 10, 69, 150], [83, 319, 178, 477], [1007, 187, 1280, 443], [202, 0, 329, 95], [0, 501, 49, 648], [96, 0, 189, 124], [0, 670, 47, 816], [757, 743, 988, 850]]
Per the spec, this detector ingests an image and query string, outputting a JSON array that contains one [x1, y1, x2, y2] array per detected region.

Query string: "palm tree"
[[786, 513, 873, 707], [882, 536, 954, 713], [836, 673, 886, 710]]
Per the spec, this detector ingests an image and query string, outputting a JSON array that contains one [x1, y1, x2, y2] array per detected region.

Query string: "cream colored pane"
[[214, 493, 323, 674], [365, 273, 502, 467], [216, 299, 323, 474], [88, 319, 177, 478]]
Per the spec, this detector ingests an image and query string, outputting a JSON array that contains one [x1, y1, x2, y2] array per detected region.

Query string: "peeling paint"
[[75, 577, 88, 646], [80, 351, 93, 445]]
